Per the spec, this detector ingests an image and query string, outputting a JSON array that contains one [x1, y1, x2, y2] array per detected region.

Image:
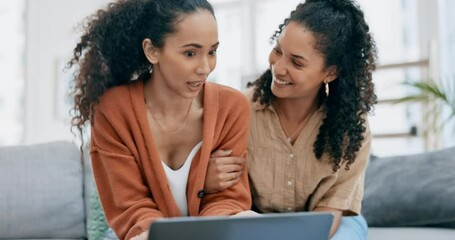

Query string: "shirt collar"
[[246, 88, 276, 112], [252, 96, 325, 116]]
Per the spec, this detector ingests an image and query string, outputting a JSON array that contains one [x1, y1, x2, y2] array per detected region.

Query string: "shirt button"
[[197, 189, 206, 198], [287, 181, 293, 186], [289, 153, 294, 159]]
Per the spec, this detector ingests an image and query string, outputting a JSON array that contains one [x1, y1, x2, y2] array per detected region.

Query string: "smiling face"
[[269, 21, 337, 101], [144, 10, 218, 99]]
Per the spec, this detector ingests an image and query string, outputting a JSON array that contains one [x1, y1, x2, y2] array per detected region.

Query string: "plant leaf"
[[402, 81, 449, 103]]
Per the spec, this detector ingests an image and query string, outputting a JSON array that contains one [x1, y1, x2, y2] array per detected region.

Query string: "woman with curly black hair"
[[206, 0, 377, 239], [68, 0, 253, 239]]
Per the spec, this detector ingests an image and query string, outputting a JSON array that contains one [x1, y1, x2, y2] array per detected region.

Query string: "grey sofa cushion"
[[0, 141, 86, 239], [363, 146, 455, 227], [369, 227, 455, 240]]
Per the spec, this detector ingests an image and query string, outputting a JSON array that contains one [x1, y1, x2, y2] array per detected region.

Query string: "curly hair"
[[248, 0, 377, 172], [67, 0, 214, 148]]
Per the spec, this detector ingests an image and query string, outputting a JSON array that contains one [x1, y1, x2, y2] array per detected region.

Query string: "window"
[[212, 0, 443, 156], [0, 1, 25, 145], [212, 0, 297, 90], [359, 0, 426, 156], [209, 3, 243, 89], [439, 0, 455, 147], [254, 0, 299, 72]]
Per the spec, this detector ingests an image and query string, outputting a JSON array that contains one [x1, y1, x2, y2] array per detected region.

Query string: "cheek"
[[209, 57, 217, 72], [268, 51, 276, 65]]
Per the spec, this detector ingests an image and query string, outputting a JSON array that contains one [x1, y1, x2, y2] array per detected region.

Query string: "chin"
[[271, 85, 287, 99], [183, 90, 201, 99]]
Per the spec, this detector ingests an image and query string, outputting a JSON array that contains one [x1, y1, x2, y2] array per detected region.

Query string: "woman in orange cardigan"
[[68, 0, 252, 239]]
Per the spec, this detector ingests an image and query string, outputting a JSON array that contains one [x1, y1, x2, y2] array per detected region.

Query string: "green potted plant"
[[396, 79, 455, 149]]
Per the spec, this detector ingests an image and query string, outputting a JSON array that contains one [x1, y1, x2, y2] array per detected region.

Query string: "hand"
[[204, 149, 245, 194], [232, 210, 260, 218], [314, 207, 342, 238], [130, 231, 148, 240]]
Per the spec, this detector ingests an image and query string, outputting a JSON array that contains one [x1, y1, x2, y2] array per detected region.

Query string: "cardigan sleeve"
[[198, 92, 252, 216], [90, 109, 163, 240]]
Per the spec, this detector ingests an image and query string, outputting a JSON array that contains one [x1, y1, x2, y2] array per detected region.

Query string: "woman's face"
[[148, 10, 218, 99], [269, 21, 336, 101]]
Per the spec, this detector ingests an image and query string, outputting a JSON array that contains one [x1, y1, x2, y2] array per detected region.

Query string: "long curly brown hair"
[[67, 0, 214, 148], [248, 0, 377, 172]]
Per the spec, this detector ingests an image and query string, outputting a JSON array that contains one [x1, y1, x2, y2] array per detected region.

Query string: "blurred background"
[[0, 0, 454, 157]]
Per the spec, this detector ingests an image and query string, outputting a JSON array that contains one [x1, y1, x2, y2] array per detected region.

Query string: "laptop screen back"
[[148, 212, 333, 240]]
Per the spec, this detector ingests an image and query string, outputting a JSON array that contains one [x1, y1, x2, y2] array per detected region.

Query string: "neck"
[[274, 97, 318, 123], [144, 74, 193, 115]]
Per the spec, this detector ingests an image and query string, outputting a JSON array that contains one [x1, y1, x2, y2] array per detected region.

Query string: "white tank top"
[[161, 141, 202, 216]]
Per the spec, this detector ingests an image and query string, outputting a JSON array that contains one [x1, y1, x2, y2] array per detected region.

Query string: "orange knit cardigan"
[[90, 80, 251, 239]]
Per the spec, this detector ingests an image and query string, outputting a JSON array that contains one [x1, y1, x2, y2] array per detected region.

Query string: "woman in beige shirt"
[[205, 0, 377, 239]]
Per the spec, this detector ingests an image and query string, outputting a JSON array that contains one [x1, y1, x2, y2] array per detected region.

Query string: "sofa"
[[1, 141, 454, 239], [364, 146, 455, 240], [0, 141, 95, 239]]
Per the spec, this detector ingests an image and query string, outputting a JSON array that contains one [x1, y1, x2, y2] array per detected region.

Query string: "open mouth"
[[273, 77, 293, 85], [271, 66, 293, 86], [188, 82, 203, 87], [187, 81, 205, 89]]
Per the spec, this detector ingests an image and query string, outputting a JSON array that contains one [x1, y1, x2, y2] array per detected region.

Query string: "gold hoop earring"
[[325, 81, 329, 97]]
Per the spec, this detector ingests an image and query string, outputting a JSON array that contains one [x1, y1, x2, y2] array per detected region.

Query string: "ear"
[[142, 38, 159, 64], [324, 65, 338, 83]]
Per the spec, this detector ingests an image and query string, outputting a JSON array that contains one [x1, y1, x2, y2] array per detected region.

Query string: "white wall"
[[25, 0, 109, 145], [0, 1, 25, 146], [22, 0, 454, 151]]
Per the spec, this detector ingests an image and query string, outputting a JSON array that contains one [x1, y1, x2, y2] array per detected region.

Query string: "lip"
[[271, 66, 293, 88], [187, 80, 205, 91], [272, 76, 293, 88]]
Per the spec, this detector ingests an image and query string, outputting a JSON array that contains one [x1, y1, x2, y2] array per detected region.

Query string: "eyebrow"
[[291, 54, 307, 62], [276, 40, 307, 61], [181, 42, 220, 48]]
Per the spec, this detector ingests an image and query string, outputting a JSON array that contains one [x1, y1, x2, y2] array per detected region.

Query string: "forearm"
[[199, 92, 252, 215], [199, 170, 251, 216], [313, 207, 342, 238]]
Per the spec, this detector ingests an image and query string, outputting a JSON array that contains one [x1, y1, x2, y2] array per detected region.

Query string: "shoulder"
[[99, 84, 130, 104], [243, 87, 255, 101], [94, 80, 140, 117], [207, 82, 250, 110], [205, 83, 251, 128], [359, 114, 371, 137], [210, 82, 248, 102]]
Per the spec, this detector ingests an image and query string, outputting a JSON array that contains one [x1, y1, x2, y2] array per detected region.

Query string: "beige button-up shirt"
[[247, 96, 371, 216]]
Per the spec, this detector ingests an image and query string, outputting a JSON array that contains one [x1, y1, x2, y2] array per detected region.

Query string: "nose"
[[196, 56, 212, 76], [269, 52, 287, 76], [272, 61, 286, 76]]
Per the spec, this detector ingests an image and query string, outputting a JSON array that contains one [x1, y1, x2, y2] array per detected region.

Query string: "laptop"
[[148, 211, 333, 240]]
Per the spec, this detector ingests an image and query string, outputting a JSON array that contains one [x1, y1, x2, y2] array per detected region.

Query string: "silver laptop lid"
[[148, 212, 333, 240]]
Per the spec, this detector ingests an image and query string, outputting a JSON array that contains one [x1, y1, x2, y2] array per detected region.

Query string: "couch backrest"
[[363, 146, 455, 228], [0, 141, 87, 239]]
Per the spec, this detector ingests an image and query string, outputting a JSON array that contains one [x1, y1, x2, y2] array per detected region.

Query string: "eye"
[[185, 51, 196, 57], [209, 49, 217, 56], [273, 47, 282, 55], [292, 59, 303, 68]]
